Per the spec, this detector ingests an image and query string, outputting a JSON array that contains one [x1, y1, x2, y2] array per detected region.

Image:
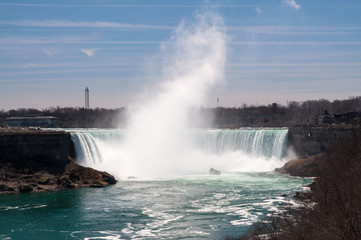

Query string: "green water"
[[0, 172, 311, 239]]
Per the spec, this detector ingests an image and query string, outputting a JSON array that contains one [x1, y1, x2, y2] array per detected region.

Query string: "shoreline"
[[239, 129, 361, 239]]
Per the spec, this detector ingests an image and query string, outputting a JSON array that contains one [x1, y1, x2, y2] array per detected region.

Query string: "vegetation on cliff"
[[236, 130, 361, 240]]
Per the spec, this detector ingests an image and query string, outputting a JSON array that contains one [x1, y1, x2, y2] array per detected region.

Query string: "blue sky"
[[1, 0, 361, 110]]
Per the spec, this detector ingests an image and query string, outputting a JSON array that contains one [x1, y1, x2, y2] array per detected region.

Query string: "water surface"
[[0, 172, 310, 239]]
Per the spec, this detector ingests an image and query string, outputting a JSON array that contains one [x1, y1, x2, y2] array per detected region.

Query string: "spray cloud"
[[99, 9, 227, 178]]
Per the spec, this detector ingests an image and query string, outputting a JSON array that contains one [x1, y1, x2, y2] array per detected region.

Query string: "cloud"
[[283, 0, 301, 10], [255, 7, 262, 14], [0, 20, 172, 30], [231, 41, 361, 45], [0, 36, 161, 45], [43, 48, 59, 56], [0, 3, 259, 8], [81, 49, 96, 57]]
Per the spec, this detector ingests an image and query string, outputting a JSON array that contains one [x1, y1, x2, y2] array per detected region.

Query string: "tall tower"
[[85, 87, 89, 109]]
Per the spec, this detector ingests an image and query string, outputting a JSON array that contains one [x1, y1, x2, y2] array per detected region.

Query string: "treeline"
[[1, 96, 360, 128], [212, 96, 361, 127], [0, 107, 126, 128], [237, 129, 361, 240]]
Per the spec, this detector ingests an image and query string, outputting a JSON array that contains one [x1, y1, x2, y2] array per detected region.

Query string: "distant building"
[[318, 109, 331, 125], [343, 112, 360, 123], [85, 87, 89, 109], [4, 116, 59, 128], [318, 110, 361, 125]]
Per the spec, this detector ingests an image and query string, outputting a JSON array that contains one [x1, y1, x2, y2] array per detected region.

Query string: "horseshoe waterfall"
[[69, 128, 289, 180]]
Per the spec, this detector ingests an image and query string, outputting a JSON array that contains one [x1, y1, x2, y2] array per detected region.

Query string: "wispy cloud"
[[227, 25, 359, 35], [227, 62, 361, 67], [0, 3, 201, 8], [0, 3, 262, 8], [81, 49, 96, 57], [0, 20, 172, 30], [283, 0, 301, 10], [231, 41, 361, 45], [43, 48, 59, 56], [0, 36, 161, 45], [255, 7, 262, 14]]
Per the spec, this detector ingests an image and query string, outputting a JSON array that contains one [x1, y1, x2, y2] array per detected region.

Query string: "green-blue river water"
[[0, 172, 310, 239], [1, 128, 310, 239]]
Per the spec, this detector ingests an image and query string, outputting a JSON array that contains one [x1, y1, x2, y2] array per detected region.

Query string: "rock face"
[[288, 125, 358, 158], [0, 128, 117, 194], [278, 125, 359, 178], [0, 128, 75, 173], [275, 154, 324, 177]]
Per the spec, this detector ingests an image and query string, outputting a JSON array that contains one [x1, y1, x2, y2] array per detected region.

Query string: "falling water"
[[69, 128, 289, 179]]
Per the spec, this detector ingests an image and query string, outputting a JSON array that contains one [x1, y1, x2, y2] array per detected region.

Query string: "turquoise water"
[[0, 128, 310, 239], [0, 172, 310, 239]]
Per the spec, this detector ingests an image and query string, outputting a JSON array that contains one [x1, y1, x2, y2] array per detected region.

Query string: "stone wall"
[[0, 129, 75, 173], [288, 125, 359, 158]]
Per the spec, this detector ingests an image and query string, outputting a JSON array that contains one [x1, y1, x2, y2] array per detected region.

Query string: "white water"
[[69, 128, 289, 179]]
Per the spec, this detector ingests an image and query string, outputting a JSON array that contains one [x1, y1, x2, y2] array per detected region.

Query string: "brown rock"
[[275, 154, 324, 177], [38, 177, 50, 185], [0, 157, 117, 194], [0, 183, 15, 192]]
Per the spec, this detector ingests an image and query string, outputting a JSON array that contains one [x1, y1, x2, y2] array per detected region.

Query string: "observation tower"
[[85, 87, 89, 109]]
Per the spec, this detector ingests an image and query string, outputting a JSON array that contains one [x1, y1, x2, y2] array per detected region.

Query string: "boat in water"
[[209, 168, 221, 175]]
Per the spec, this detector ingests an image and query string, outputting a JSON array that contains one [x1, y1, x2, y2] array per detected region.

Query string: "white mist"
[[94, 10, 227, 179], [81, 10, 288, 180]]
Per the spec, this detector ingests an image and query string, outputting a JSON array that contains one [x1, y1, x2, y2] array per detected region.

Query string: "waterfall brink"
[[69, 128, 289, 179], [70, 129, 124, 166]]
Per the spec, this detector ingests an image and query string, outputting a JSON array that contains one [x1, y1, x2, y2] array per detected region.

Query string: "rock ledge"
[[275, 154, 324, 177], [0, 158, 117, 194]]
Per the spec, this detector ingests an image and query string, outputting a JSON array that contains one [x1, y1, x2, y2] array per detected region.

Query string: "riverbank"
[[0, 127, 116, 194], [239, 129, 361, 240]]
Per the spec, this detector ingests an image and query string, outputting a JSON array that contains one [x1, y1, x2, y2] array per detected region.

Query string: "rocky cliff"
[[288, 125, 359, 158], [0, 128, 75, 173], [0, 128, 116, 194]]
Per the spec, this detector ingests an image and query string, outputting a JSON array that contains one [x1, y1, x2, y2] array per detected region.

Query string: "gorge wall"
[[1, 126, 359, 174], [0, 129, 75, 173], [0, 128, 117, 194], [288, 125, 359, 158]]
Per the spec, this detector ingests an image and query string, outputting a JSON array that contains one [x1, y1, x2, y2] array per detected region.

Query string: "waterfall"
[[188, 128, 288, 159], [69, 128, 288, 179], [69, 129, 125, 166]]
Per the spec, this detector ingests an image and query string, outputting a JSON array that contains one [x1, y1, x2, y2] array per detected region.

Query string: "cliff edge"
[[0, 127, 116, 194]]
